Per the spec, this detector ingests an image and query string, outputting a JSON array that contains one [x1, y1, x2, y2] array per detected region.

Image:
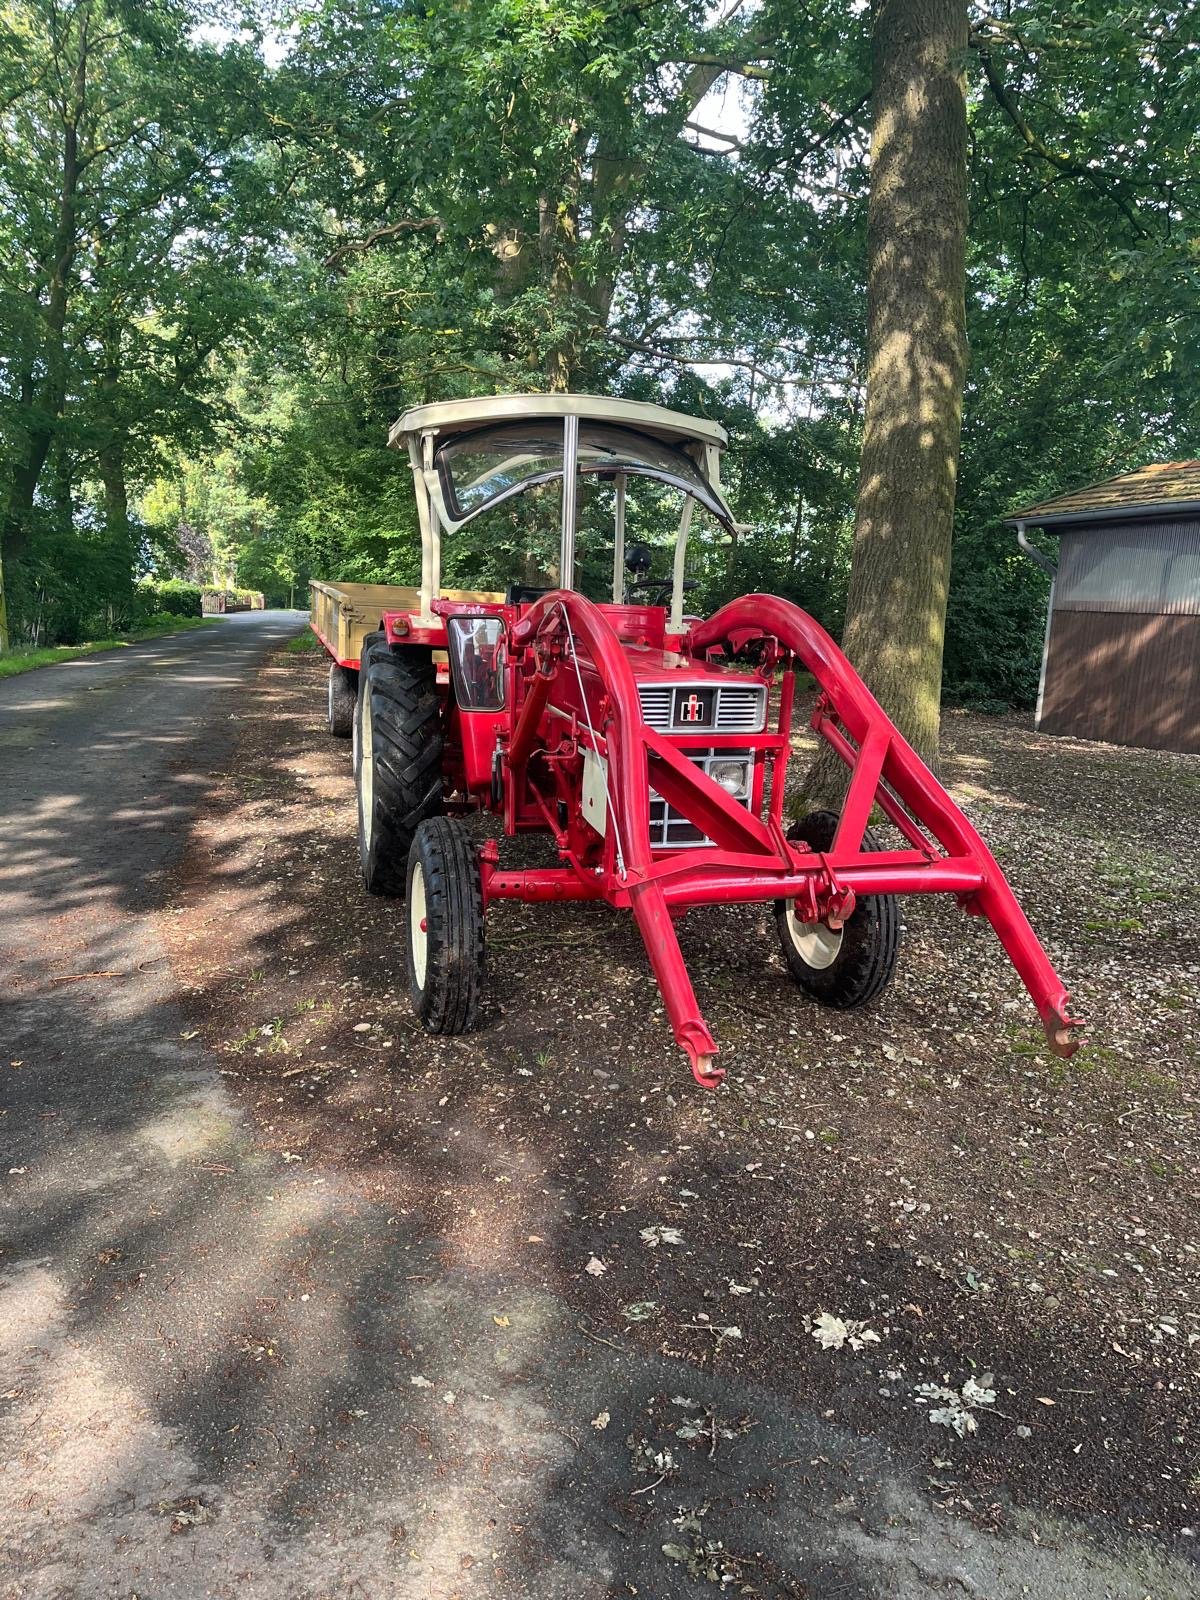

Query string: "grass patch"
[[285, 630, 323, 654], [0, 614, 217, 680]]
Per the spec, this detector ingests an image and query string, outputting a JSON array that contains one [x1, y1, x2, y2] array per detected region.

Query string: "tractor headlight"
[[710, 758, 750, 797]]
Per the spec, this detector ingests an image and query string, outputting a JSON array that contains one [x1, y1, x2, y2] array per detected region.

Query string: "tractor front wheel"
[[774, 809, 899, 1008], [406, 818, 485, 1033], [357, 640, 443, 896], [327, 662, 357, 738]]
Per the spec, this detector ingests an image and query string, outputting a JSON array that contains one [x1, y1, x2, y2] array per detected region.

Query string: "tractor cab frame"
[[337, 392, 1082, 1086], [389, 392, 738, 631]]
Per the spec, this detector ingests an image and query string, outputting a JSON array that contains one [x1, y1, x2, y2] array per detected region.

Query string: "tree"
[[0, 0, 276, 643], [806, 0, 968, 793]]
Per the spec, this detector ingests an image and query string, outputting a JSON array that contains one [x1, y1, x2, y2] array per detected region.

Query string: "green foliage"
[[1, 0, 1196, 706], [136, 579, 203, 620]]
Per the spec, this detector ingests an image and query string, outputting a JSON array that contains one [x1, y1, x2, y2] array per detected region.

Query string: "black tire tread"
[[327, 662, 357, 738], [357, 642, 443, 896], [775, 809, 899, 1008], [407, 818, 485, 1034]]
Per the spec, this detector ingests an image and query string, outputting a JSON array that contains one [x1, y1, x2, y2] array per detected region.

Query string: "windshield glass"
[[436, 421, 731, 527]]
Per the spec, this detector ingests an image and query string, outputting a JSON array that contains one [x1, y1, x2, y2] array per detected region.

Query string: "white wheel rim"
[[410, 861, 428, 989], [360, 688, 375, 846], [327, 669, 335, 727], [786, 907, 843, 971]]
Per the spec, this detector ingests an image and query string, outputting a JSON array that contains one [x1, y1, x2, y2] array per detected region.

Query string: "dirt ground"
[[160, 641, 1200, 1577]]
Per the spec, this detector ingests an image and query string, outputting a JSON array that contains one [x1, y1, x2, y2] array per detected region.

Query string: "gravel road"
[[0, 613, 1194, 1600]]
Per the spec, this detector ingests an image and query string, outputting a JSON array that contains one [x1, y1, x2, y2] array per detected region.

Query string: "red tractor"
[[342, 393, 1080, 1087]]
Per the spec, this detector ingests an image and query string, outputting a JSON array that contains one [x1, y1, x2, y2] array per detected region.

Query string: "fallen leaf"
[[492, 1314, 511, 1328], [585, 1256, 607, 1277], [640, 1226, 684, 1248], [810, 1311, 881, 1352], [592, 1410, 610, 1431], [623, 1301, 658, 1321], [410, 1375, 433, 1389]]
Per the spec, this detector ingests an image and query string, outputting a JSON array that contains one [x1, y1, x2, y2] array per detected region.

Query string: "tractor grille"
[[649, 748, 753, 850], [637, 681, 767, 733]]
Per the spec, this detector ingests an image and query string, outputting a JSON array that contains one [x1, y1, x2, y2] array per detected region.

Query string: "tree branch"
[[976, 46, 1148, 238], [677, 55, 773, 80], [684, 120, 744, 148], [610, 332, 812, 385], [323, 216, 443, 268]]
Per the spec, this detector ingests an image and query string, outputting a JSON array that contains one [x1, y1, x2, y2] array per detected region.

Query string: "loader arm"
[[500, 590, 1081, 1088], [688, 596, 1084, 1057]]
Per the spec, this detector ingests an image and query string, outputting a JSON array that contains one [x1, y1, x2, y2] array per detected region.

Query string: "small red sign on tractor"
[[313, 394, 1082, 1085]]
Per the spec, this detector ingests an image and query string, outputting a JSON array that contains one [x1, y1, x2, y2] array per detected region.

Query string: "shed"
[[1009, 462, 1200, 755]]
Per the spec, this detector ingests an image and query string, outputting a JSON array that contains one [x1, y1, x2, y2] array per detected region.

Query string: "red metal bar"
[[660, 859, 986, 906], [512, 591, 724, 1084], [628, 879, 722, 1086], [833, 723, 889, 855], [768, 659, 796, 831], [643, 728, 781, 858], [688, 596, 1083, 1054], [484, 869, 606, 903], [817, 712, 937, 857], [508, 663, 556, 775], [491, 591, 1080, 1080]]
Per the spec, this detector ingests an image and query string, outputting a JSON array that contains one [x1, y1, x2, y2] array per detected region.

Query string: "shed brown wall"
[[1040, 610, 1200, 754]]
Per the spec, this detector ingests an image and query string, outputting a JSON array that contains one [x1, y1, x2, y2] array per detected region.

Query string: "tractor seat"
[[505, 583, 556, 606]]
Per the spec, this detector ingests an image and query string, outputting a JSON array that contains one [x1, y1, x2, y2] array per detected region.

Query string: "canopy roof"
[[1009, 461, 1200, 528], [389, 392, 728, 454]]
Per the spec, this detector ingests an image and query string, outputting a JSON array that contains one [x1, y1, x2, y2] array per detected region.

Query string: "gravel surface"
[[3, 620, 1196, 1599], [159, 642, 1200, 1590]]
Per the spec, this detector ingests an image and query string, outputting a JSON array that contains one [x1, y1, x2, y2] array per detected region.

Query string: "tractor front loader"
[[328, 393, 1082, 1086]]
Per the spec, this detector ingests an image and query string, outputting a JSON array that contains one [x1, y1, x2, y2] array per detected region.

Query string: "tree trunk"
[[0, 544, 9, 652], [805, 0, 968, 801], [99, 331, 130, 551], [539, 131, 583, 393], [99, 445, 128, 540], [2, 21, 85, 570]]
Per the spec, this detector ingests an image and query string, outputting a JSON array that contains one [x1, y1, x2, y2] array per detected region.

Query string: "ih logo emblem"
[[675, 687, 714, 727]]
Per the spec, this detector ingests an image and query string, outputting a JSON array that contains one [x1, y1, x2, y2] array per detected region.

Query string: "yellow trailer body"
[[309, 579, 503, 667]]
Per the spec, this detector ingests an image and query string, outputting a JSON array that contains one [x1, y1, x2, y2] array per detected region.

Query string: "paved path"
[[0, 614, 1193, 1600]]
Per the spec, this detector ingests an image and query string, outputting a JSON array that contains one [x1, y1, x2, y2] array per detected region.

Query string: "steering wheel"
[[629, 576, 700, 608]]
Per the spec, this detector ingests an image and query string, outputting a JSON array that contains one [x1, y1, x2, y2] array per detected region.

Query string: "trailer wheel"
[[327, 663, 357, 738], [357, 641, 443, 897], [406, 818, 485, 1033], [775, 809, 899, 1008]]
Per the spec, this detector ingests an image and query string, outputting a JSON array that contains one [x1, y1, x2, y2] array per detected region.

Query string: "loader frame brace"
[[482, 589, 1083, 1088]]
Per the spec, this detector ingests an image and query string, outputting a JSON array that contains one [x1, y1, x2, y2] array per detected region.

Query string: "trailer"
[[314, 393, 1083, 1086], [309, 580, 504, 737]]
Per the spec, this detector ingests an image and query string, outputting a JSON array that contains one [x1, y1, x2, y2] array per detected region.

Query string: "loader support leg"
[[629, 881, 722, 1088], [970, 875, 1079, 1049]]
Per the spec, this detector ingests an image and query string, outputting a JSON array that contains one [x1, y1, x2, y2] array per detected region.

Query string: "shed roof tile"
[[1011, 461, 1200, 524]]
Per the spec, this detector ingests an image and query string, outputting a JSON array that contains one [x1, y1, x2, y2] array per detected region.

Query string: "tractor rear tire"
[[406, 818, 485, 1033], [327, 662, 357, 738], [774, 809, 899, 1008], [357, 640, 443, 897]]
